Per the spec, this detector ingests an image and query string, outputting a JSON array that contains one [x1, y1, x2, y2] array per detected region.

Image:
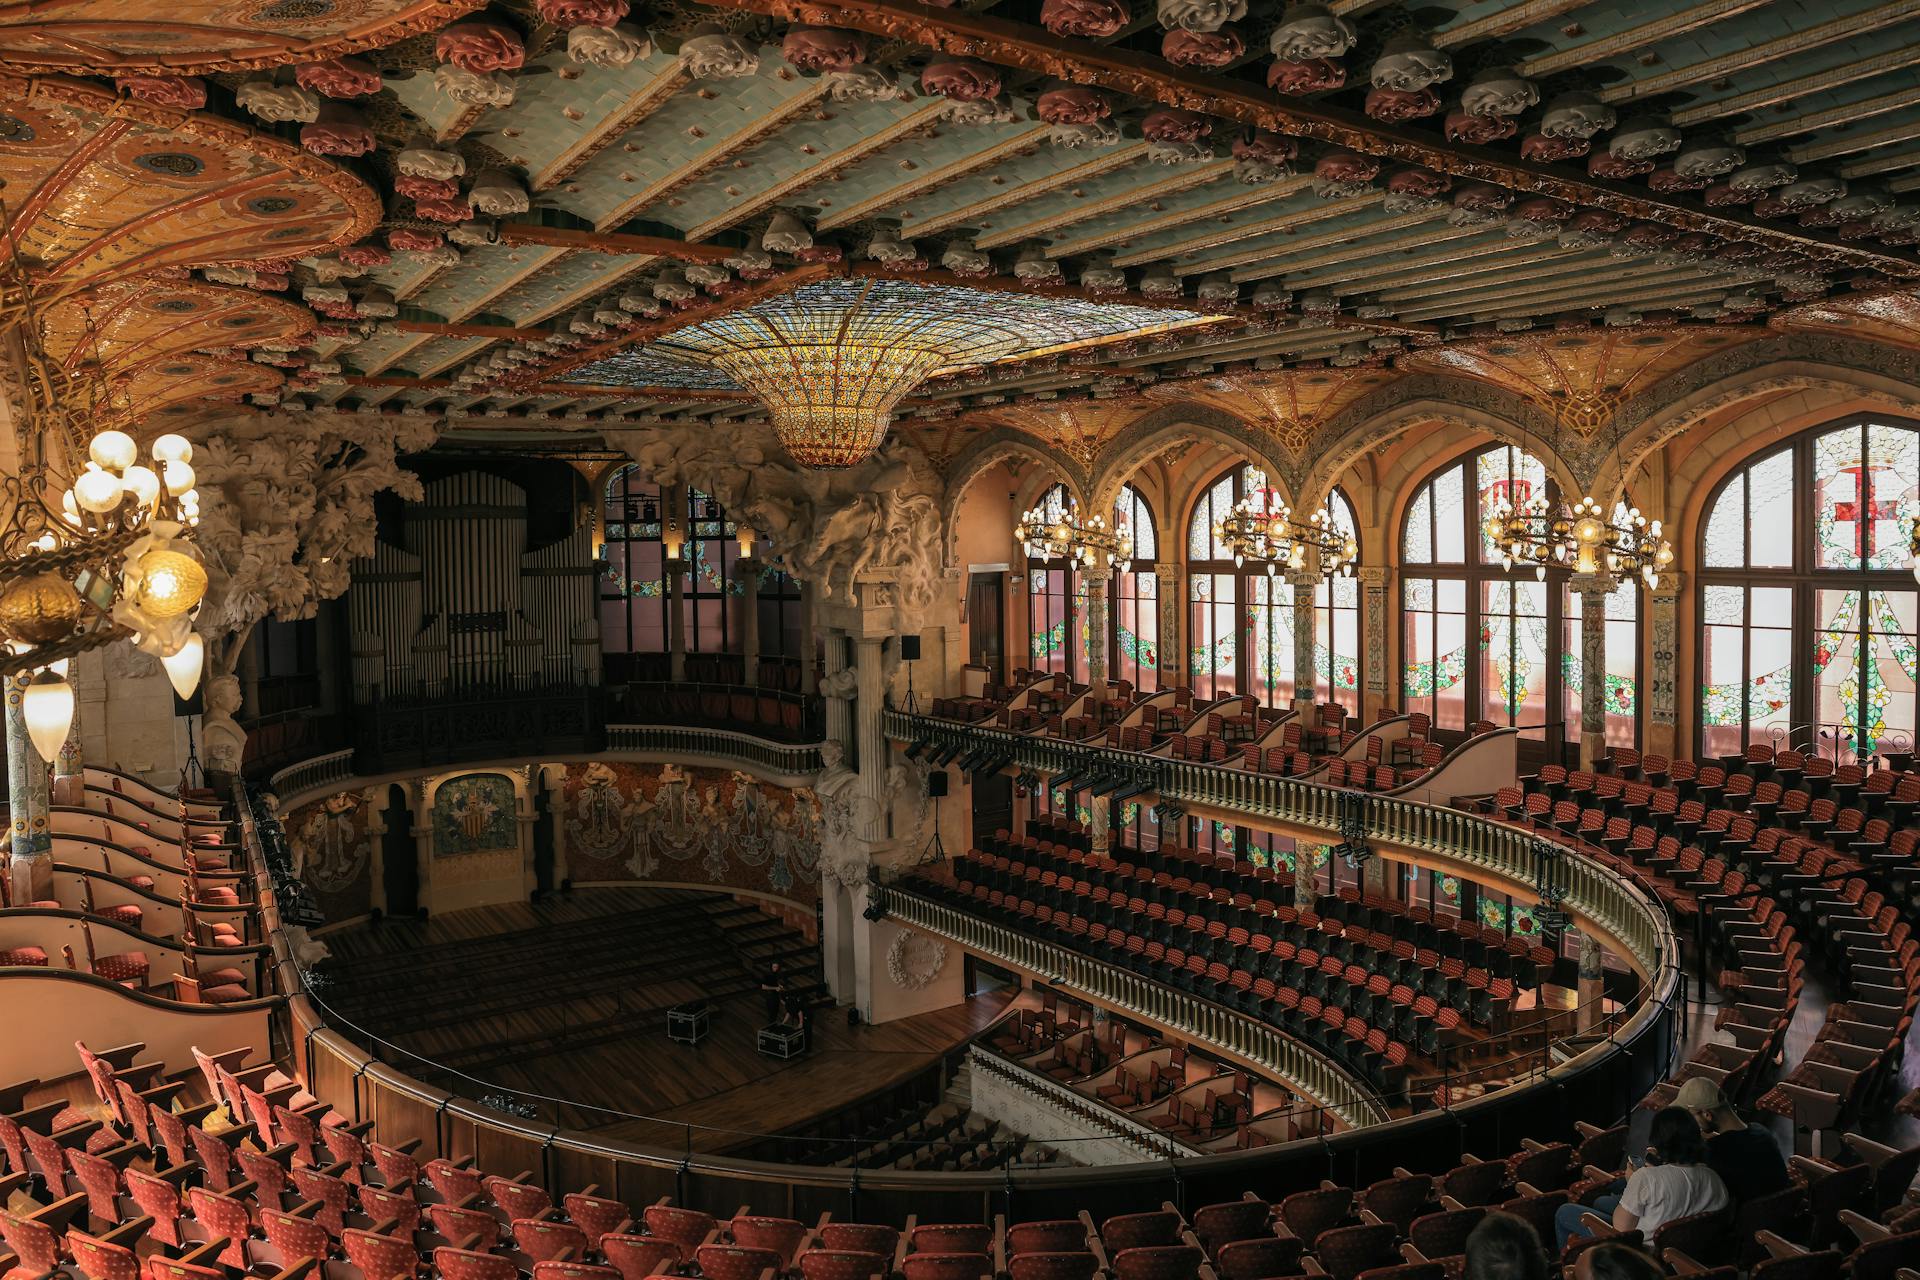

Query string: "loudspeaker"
[[172, 687, 204, 718], [927, 769, 949, 797], [899, 634, 922, 662]]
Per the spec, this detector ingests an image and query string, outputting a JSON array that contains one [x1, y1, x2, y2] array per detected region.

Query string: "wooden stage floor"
[[322, 887, 1011, 1154]]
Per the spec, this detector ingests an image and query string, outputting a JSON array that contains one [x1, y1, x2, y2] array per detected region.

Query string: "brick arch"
[[939, 429, 1090, 569]]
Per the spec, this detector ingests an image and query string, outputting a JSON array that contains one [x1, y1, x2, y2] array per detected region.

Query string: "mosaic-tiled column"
[[1357, 566, 1390, 719], [6, 672, 53, 904], [1648, 571, 1684, 760], [1288, 571, 1319, 716], [1571, 573, 1615, 770], [1154, 561, 1182, 689], [1084, 576, 1109, 691]]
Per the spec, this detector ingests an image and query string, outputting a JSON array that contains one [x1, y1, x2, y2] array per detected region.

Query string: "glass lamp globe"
[[22, 669, 74, 763], [122, 465, 161, 508], [134, 548, 209, 619], [89, 431, 137, 472], [73, 468, 123, 513], [151, 434, 193, 464]]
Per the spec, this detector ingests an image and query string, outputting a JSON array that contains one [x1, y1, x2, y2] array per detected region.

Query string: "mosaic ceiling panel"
[[40, 278, 313, 377]]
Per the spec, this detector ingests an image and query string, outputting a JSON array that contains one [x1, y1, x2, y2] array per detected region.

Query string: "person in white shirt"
[[1556, 1106, 1730, 1251]]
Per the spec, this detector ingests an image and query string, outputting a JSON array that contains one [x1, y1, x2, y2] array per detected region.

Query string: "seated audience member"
[[1555, 1107, 1730, 1250], [1573, 1243, 1664, 1280], [1673, 1077, 1790, 1203], [1465, 1211, 1549, 1280]]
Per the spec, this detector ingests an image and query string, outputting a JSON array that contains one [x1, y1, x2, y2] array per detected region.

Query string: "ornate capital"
[[1356, 565, 1389, 588], [1650, 570, 1686, 598], [1568, 573, 1618, 596]]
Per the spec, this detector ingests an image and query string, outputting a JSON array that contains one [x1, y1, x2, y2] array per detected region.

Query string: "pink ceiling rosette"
[[920, 57, 1002, 101], [1313, 150, 1379, 184], [1365, 86, 1439, 122], [1141, 107, 1212, 144], [114, 75, 207, 109], [1587, 151, 1652, 180], [388, 229, 445, 252], [783, 27, 866, 73], [1162, 27, 1243, 67], [1519, 131, 1586, 163], [1040, 0, 1128, 38], [395, 174, 460, 201], [299, 105, 376, 157], [1267, 58, 1344, 94], [1443, 110, 1515, 144], [414, 196, 475, 223], [1036, 86, 1110, 124], [338, 243, 392, 267], [1384, 166, 1449, 199], [295, 57, 383, 98], [1231, 130, 1296, 166], [436, 21, 527, 72], [536, 0, 630, 28]]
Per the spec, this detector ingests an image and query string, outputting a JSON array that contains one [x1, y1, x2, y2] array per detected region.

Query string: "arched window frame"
[[1186, 463, 1275, 704], [1111, 483, 1160, 693], [1314, 488, 1363, 715], [600, 466, 668, 672], [682, 488, 742, 661], [1696, 415, 1920, 762], [1026, 483, 1083, 679], [1399, 444, 1619, 752]]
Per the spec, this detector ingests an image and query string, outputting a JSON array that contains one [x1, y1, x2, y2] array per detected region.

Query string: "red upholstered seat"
[[732, 1215, 811, 1260], [537, 1264, 625, 1280], [1009, 1254, 1101, 1280], [901, 1253, 992, 1280], [0, 947, 47, 967], [602, 1233, 682, 1280], [1112, 1245, 1204, 1280], [913, 1225, 994, 1255], [820, 1224, 900, 1256], [437, 1247, 522, 1280], [0, 1209, 60, 1280], [345, 1228, 422, 1280], [566, 1192, 635, 1246], [67, 1232, 142, 1280], [428, 1203, 501, 1253], [697, 1243, 784, 1280], [519, 1218, 591, 1264], [800, 1250, 890, 1280], [1008, 1222, 1089, 1255], [92, 951, 149, 984], [646, 1202, 719, 1258]]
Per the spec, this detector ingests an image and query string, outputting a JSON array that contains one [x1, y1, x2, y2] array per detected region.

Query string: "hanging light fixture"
[[1015, 496, 1133, 569], [1214, 487, 1359, 578], [160, 632, 206, 701], [1484, 492, 1673, 585], [20, 667, 74, 763], [0, 202, 207, 681]]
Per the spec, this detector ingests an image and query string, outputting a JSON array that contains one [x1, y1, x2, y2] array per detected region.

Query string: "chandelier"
[[1015, 499, 1133, 569], [0, 211, 207, 760], [626, 278, 1215, 470], [1213, 489, 1359, 578], [1485, 493, 1674, 585]]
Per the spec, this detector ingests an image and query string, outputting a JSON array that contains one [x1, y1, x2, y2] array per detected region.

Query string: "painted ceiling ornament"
[[1080, 259, 1126, 294], [653, 268, 696, 304], [1703, 181, 1750, 207], [1447, 183, 1508, 228], [1036, 85, 1109, 124], [1270, 2, 1355, 58], [1460, 65, 1536, 118], [295, 57, 382, 98], [434, 63, 516, 107], [468, 168, 531, 216], [1252, 280, 1291, 310], [569, 307, 608, 338], [1299, 290, 1337, 314], [1196, 272, 1238, 304], [390, 225, 446, 253], [1142, 107, 1212, 145], [396, 173, 459, 200], [203, 266, 257, 287], [537, 0, 630, 27], [1506, 196, 1571, 237], [1163, 26, 1244, 67], [1040, 0, 1128, 38], [1231, 130, 1295, 183], [569, 23, 651, 66], [762, 210, 814, 254], [1366, 86, 1439, 122], [824, 66, 907, 102], [1012, 244, 1062, 283], [1539, 91, 1616, 140], [1312, 149, 1378, 199], [685, 261, 730, 288], [1648, 166, 1708, 193], [1444, 110, 1515, 145], [783, 26, 866, 74], [115, 75, 208, 110], [1382, 164, 1449, 212], [724, 245, 776, 278], [300, 103, 376, 157], [1588, 150, 1652, 180], [418, 195, 477, 223], [397, 147, 466, 181], [338, 243, 391, 268], [1156, 0, 1245, 33], [941, 240, 991, 276], [1776, 175, 1847, 209], [1139, 264, 1182, 298], [1268, 57, 1345, 93], [1519, 130, 1587, 163], [945, 95, 1018, 125], [1371, 31, 1451, 92], [1609, 114, 1682, 161], [920, 56, 1002, 101], [679, 25, 759, 78], [437, 21, 527, 73], [236, 77, 320, 124], [865, 231, 923, 267], [1674, 137, 1745, 180]]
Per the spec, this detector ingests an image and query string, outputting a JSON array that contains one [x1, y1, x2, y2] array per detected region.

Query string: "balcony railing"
[[885, 710, 1674, 983], [604, 724, 824, 778], [880, 885, 1391, 1130]]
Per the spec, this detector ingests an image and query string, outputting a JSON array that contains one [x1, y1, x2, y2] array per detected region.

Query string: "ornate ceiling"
[[10, 0, 1920, 468]]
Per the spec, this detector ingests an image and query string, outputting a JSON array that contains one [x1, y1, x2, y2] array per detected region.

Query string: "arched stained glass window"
[[1027, 483, 1080, 679], [1112, 484, 1159, 693], [1314, 489, 1362, 714], [600, 467, 667, 668], [1699, 419, 1920, 761], [1189, 464, 1279, 704]]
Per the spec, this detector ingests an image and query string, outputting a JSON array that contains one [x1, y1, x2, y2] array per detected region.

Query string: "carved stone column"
[[6, 673, 53, 904], [1084, 575, 1109, 691], [1576, 931, 1606, 1033], [1571, 573, 1615, 770], [822, 631, 852, 752], [1153, 561, 1181, 690], [799, 581, 820, 696], [736, 556, 762, 689], [1357, 566, 1391, 721], [1647, 572, 1684, 759], [1288, 571, 1319, 716], [853, 635, 889, 842]]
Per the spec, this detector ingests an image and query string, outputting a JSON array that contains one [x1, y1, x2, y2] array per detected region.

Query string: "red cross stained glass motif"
[[1833, 462, 1898, 561]]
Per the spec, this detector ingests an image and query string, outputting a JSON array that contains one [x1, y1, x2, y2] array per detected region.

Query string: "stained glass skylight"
[[560, 277, 1216, 468]]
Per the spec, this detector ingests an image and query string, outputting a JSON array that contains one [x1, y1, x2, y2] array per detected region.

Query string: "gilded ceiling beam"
[[814, 125, 1054, 232], [1519, 0, 1767, 79], [974, 160, 1231, 250], [1676, 44, 1920, 127], [905, 144, 1152, 238], [390, 320, 548, 341], [691, 0, 1920, 274], [344, 374, 753, 401], [1216, 211, 1445, 282], [492, 223, 736, 262], [1734, 84, 1920, 147]]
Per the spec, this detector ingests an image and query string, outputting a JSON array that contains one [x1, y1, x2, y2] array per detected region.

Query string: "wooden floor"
[[320, 887, 1010, 1154]]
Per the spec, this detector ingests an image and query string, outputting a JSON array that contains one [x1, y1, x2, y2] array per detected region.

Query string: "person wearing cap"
[[1673, 1076, 1791, 1204], [1554, 1106, 1729, 1250]]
